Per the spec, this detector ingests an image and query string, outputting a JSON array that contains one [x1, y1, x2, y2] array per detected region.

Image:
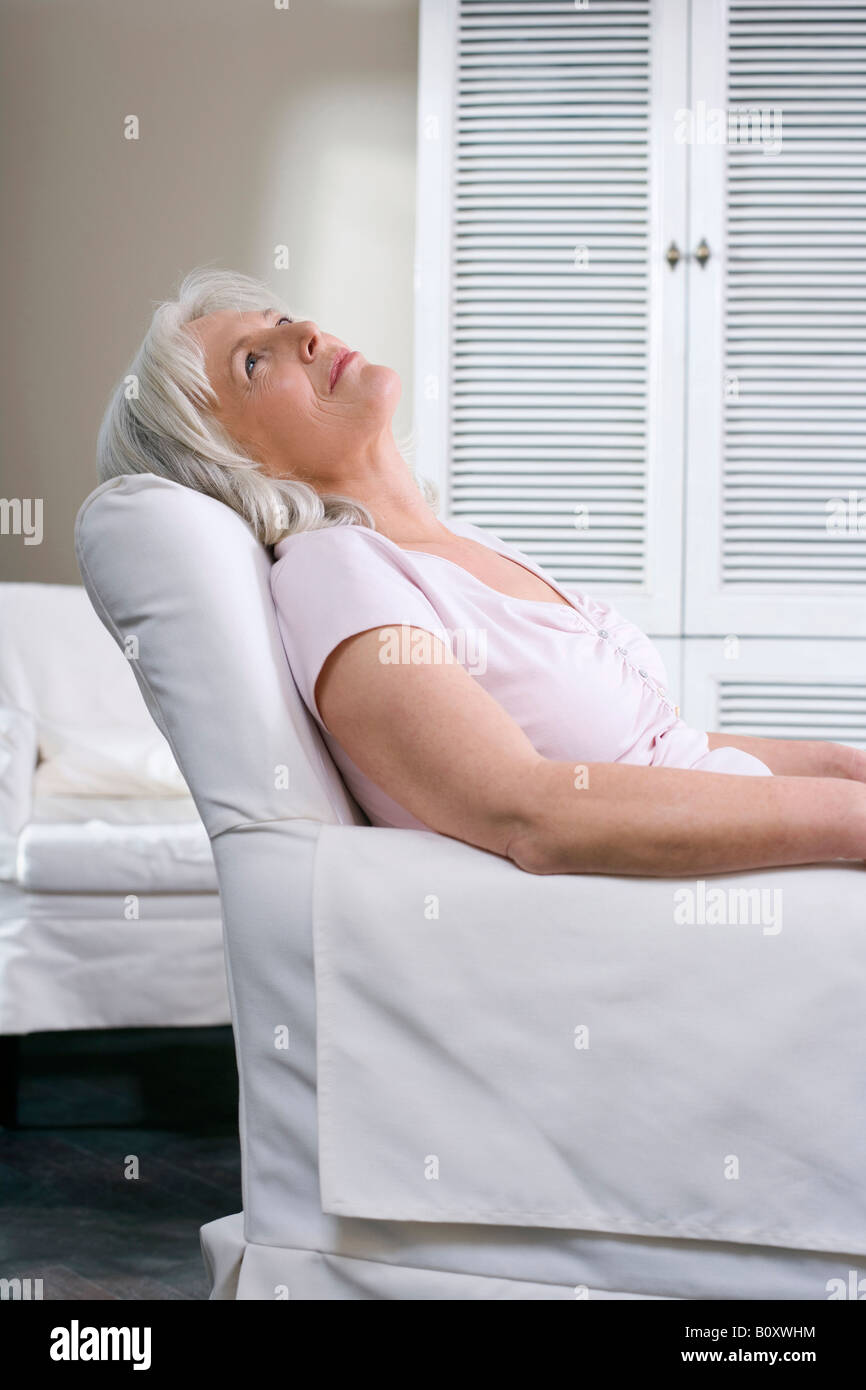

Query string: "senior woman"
[[97, 268, 866, 876]]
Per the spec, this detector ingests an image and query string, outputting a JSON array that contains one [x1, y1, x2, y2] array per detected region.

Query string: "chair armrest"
[[310, 824, 866, 1255], [0, 706, 36, 878]]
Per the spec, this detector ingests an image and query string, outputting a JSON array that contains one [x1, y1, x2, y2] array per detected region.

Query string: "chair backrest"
[[74, 473, 365, 838]]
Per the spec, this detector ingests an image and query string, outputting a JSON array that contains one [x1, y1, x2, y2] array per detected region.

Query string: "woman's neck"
[[322, 431, 451, 545]]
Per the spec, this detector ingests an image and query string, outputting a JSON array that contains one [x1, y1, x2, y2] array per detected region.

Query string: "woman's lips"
[[330, 349, 358, 391]]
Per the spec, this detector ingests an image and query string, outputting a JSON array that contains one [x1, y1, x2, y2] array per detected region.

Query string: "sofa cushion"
[[14, 816, 217, 893], [30, 794, 202, 825]]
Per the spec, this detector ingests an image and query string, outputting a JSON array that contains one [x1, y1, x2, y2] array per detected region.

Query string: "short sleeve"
[[269, 527, 452, 725]]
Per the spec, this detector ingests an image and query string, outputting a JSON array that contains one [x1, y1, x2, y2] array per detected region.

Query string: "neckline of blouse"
[[370, 519, 581, 614]]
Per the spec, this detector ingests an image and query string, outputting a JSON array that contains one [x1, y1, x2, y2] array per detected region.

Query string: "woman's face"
[[186, 308, 401, 486]]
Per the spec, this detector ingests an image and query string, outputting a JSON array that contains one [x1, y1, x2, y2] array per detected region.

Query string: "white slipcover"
[[75, 473, 866, 1300], [0, 581, 228, 1035]]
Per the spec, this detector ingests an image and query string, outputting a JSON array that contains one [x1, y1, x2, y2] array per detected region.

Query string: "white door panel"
[[685, 0, 866, 635], [415, 0, 689, 634]]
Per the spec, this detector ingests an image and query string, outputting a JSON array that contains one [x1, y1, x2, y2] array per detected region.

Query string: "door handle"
[[665, 238, 711, 270]]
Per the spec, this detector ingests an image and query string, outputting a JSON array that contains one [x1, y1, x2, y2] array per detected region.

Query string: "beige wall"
[[0, 0, 419, 582]]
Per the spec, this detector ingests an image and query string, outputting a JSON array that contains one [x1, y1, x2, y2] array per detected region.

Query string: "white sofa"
[[0, 582, 230, 1122], [75, 473, 866, 1300]]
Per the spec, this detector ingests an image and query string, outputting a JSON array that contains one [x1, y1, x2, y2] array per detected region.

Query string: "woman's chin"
[[362, 361, 402, 411]]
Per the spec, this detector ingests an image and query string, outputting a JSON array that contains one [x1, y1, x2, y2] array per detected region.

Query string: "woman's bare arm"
[[706, 731, 865, 780], [315, 627, 866, 877]]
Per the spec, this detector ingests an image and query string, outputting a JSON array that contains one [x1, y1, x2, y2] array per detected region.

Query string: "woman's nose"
[[295, 321, 320, 362]]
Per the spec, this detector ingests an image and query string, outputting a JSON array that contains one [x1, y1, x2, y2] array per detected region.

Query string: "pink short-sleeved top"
[[270, 518, 772, 830]]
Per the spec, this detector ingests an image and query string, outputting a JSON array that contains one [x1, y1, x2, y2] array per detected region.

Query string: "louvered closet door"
[[685, 0, 866, 636], [414, 0, 690, 633]]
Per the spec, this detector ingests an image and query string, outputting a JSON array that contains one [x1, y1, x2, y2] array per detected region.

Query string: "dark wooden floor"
[[0, 1027, 241, 1299]]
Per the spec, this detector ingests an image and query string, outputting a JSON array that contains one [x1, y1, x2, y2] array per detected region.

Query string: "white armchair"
[[0, 581, 230, 1125], [74, 472, 866, 1301]]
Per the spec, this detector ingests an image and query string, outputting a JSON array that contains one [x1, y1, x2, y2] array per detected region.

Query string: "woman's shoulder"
[[271, 521, 401, 579], [270, 522, 434, 607], [273, 521, 381, 560]]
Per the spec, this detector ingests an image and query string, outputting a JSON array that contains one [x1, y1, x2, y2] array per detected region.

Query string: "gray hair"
[[96, 265, 438, 545]]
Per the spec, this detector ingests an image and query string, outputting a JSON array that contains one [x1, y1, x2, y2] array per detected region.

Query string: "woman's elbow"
[[501, 759, 573, 874]]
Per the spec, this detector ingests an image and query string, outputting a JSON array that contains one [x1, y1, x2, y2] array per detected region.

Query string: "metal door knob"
[[665, 238, 711, 269]]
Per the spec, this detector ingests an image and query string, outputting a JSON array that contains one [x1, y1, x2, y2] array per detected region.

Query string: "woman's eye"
[[246, 317, 292, 377]]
